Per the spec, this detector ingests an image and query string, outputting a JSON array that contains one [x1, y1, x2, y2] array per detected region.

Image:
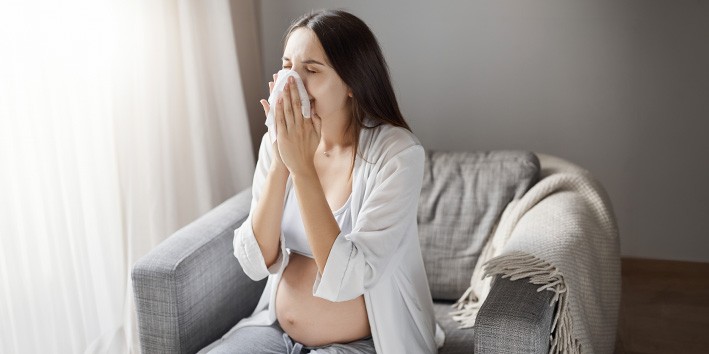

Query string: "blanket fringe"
[[451, 251, 582, 354], [448, 286, 482, 329]]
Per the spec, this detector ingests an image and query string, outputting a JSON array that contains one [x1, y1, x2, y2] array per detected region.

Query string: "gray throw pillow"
[[417, 150, 540, 301]]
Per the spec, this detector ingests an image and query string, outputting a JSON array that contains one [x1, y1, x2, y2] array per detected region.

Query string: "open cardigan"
[[230, 118, 445, 353]]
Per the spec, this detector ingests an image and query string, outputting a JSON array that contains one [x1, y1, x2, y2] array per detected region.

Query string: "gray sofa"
[[132, 150, 555, 353]]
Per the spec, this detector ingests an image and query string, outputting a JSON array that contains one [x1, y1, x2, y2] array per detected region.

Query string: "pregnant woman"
[[205, 9, 443, 354]]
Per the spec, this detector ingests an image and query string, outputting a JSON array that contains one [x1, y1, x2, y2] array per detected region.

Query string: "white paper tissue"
[[265, 69, 311, 142]]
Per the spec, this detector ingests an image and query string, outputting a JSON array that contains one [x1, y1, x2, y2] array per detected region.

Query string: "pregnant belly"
[[275, 252, 371, 347]]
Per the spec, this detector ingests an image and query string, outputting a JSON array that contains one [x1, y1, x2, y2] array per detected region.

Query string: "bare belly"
[[275, 252, 371, 347]]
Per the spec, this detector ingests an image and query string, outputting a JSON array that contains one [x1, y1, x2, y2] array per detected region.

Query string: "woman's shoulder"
[[360, 123, 423, 163], [257, 131, 278, 158], [360, 120, 424, 162]]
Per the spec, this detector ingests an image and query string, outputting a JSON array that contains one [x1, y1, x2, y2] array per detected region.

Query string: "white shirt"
[[230, 118, 445, 353]]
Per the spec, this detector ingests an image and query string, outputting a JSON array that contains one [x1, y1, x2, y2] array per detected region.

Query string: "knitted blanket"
[[449, 153, 621, 353]]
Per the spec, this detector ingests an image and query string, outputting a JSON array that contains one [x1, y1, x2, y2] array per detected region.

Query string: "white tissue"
[[265, 69, 311, 142]]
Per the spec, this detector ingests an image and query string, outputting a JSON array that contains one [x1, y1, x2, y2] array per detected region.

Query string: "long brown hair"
[[283, 9, 412, 179]]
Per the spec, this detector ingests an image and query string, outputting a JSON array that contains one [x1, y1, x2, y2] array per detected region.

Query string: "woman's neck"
[[318, 109, 355, 152]]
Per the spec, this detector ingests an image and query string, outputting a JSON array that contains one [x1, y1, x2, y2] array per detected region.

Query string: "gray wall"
[[255, 1, 709, 263]]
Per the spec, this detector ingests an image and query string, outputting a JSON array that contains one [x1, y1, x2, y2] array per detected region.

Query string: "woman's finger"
[[260, 99, 269, 116], [287, 77, 304, 129], [275, 93, 287, 136], [282, 79, 296, 130], [312, 111, 322, 138]]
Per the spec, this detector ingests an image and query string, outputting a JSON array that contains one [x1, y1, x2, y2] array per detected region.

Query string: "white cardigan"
[[230, 118, 445, 353]]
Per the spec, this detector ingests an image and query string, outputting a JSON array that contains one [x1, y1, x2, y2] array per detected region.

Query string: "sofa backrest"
[[417, 150, 540, 301]]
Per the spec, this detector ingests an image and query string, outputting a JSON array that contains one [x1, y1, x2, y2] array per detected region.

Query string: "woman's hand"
[[273, 76, 323, 178], [260, 73, 289, 174]]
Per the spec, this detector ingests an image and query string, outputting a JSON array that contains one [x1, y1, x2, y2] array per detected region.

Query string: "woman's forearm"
[[252, 165, 289, 268], [292, 167, 341, 276]]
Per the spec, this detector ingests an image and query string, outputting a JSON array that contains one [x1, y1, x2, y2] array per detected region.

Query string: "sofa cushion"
[[417, 150, 539, 300], [433, 300, 475, 353]]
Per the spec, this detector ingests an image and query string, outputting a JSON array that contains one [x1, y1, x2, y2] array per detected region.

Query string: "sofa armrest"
[[131, 187, 267, 354], [474, 275, 557, 353]]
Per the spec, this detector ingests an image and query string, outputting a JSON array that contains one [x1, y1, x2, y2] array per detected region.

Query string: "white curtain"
[[0, 0, 256, 353]]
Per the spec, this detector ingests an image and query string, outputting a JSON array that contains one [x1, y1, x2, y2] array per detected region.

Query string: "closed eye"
[[281, 66, 316, 74]]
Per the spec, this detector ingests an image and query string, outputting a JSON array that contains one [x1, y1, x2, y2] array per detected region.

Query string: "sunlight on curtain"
[[0, 0, 255, 353]]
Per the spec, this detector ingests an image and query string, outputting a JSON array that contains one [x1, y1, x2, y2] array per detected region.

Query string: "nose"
[[290, 67, 311, 96], [291, 67, 307, 84]]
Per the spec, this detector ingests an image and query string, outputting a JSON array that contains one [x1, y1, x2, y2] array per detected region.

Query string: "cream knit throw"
[[449, 153, 621, 353]]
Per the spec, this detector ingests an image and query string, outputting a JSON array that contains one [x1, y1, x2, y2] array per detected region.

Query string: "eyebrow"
[[281, 56, 327, 66]]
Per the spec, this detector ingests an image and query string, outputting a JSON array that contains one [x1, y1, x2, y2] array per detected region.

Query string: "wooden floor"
[[615, 257, 709, 354]]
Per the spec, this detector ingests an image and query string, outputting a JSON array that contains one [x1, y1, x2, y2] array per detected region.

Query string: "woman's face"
[[282, 28, 350, 121]]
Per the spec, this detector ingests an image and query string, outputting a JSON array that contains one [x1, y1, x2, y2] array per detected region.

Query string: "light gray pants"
[[205, 320, 376, 354]]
